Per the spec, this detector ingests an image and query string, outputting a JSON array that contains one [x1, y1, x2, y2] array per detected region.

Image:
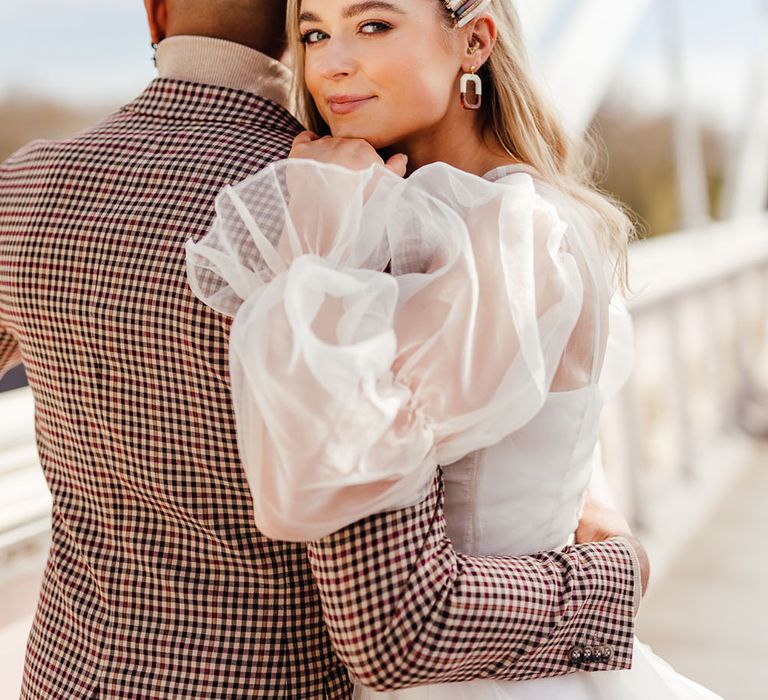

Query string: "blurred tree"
[[592, 102, 729, 237], [0, 92, 109, 162]]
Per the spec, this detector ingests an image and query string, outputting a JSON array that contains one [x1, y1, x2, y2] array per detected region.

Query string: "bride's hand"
[[576, 494, 650, 597], [290, 131, 408, 177]]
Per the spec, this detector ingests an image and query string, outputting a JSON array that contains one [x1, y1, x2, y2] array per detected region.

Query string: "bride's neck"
[[383, 107, 518, 178]]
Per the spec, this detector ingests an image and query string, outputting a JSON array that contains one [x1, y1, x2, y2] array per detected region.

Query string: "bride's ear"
[[460, 16, 497, 72]]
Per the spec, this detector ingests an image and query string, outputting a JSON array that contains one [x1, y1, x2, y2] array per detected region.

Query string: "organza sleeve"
[[186, 160, 586, 541]]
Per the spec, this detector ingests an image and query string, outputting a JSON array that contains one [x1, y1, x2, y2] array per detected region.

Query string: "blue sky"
[[0, 0, 765, 127], [0, 0, 154, 105], [615, 0, 766, 126]]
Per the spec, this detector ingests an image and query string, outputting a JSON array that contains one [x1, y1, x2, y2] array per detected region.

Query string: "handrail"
[[626, 214, 768, 313]]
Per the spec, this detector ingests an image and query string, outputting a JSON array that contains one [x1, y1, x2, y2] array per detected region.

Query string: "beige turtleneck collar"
[[156, 36, 293, 111]]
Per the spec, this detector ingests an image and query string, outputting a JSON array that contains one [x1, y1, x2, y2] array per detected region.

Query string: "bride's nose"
[[317, 39, 358, 80]]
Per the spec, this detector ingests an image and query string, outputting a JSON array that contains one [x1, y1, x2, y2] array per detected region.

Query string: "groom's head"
[[144, 0, 288, 59]]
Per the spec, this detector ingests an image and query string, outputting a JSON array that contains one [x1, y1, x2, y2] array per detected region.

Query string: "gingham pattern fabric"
[[0, 79, 353, 700], [0, 78, 637, 699], [308, 469, 637, 690]]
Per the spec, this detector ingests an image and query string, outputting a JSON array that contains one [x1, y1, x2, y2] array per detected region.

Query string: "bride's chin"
[[328, 125, 402, 152]]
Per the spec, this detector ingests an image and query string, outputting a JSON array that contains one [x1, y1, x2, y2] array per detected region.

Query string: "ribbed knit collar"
[[156, 35, 292, 112]]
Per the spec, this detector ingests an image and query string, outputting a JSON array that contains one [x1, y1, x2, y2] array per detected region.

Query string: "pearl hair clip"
[[443, 0, 494, 28]]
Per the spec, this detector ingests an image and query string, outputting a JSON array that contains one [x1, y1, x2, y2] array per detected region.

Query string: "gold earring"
[[460, 65, 482, 110]]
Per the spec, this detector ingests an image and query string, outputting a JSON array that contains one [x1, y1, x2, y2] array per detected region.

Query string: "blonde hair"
[[286, 0, 634, 289]]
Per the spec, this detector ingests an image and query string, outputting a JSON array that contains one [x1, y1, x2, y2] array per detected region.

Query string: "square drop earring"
[[460, 66, 482, 110]]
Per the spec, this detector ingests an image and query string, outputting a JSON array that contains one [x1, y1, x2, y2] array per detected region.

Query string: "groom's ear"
[[144, 0, 169, 44]]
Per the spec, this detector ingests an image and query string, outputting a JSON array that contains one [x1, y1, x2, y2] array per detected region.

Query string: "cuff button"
[[568, 646, 584, 664]]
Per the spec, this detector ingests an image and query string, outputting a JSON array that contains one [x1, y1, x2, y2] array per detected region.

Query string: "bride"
[[187, 0, 722, 698]]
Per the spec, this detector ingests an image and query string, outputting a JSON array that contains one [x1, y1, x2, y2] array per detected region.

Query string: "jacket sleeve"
[[0, 161, 22, 381], [0, 321, 21, 381], [306, 468, 638, 690]]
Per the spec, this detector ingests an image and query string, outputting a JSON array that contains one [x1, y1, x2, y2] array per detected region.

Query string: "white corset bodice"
[[444, 387, 602, 557]]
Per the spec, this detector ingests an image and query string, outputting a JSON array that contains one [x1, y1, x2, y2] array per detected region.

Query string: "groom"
[[0, 1, 648, 697]]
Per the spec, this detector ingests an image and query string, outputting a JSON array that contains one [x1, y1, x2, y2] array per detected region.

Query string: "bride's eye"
[[300, 29, 328, 45], [359, 21, 392, 35]]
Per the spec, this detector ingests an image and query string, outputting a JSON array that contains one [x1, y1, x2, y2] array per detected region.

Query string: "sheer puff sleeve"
[[186, 160, 585, 541]]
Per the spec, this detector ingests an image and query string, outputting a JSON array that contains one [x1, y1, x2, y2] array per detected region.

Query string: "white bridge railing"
[[601, 214, 768, 576]]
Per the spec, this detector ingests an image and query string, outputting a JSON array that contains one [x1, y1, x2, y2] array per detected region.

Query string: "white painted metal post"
[[703, 286, 733, 432], [542, 0, 653, 135], [619, 376, 648, 530], [665, 302, 696, 479], [663, 0, 711, 229], [722, 6, 768, 219]]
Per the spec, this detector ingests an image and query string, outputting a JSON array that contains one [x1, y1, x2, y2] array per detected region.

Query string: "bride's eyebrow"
[[299, 2, 406, 22], [341, 1, 406, 17]]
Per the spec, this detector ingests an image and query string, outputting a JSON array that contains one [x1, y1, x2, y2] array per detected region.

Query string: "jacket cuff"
[[613, 536, 643, 615]]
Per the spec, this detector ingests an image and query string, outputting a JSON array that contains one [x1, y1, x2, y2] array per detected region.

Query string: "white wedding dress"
[[186, 159, 722, 700]]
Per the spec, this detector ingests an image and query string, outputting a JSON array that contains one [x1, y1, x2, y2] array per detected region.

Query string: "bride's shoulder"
[[407, 160, 538, 185], [404, 161, 590, 234], [484, 164, 589, 222]]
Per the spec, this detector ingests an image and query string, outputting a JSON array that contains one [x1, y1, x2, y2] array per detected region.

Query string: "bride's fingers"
[[385, 153, 408, 177]]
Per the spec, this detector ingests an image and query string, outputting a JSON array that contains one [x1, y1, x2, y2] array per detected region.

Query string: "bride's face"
[[298, 0, 463, 148]]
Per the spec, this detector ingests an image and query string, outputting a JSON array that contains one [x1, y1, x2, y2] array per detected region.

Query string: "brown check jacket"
[[0, 79, 637, 699]]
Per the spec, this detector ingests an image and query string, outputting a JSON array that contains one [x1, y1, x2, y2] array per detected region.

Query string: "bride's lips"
[[327, 94, 376, 115]]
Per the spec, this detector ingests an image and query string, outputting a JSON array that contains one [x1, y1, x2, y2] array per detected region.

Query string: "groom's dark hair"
[[145, 0, 288, 59]]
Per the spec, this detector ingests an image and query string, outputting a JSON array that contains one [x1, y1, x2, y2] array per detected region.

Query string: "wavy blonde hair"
[[286, 0, 634, 289]]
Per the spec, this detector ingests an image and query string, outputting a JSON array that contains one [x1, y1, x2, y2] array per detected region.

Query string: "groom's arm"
[[307, 469, 640, 691], [0, 166, 23, 380], [0, 326, 21, 380]]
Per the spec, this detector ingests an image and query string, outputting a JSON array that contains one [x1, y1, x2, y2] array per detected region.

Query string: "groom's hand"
[[290, 131, 408, 176], [576, 494, 650, 597]]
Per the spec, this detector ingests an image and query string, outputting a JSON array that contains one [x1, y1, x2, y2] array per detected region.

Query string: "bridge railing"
[[600, 214, 768, 575]]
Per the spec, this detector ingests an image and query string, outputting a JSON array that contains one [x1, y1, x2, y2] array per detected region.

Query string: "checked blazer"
[[0, 78, 638, 699]]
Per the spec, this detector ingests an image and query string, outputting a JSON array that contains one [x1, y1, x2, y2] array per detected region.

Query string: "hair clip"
[[443, 0, 494, 28]]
